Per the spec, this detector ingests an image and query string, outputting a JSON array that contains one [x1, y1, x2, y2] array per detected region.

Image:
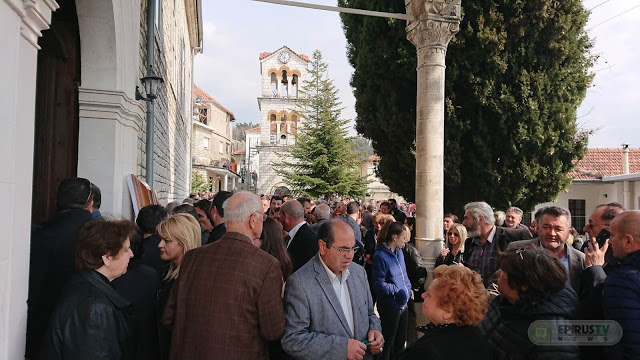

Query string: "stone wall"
[[137, 0, 194, 203]]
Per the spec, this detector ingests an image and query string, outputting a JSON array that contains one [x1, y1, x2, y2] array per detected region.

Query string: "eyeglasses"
[[85, 179, 93, 205], [253, 211, 266, 221], [330, 245, 360, 255], [448, 232, 460, 237], [515, 248, 525, 259]]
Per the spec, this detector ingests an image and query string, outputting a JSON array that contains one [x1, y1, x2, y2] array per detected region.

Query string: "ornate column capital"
[[405, 0, 461, 50]]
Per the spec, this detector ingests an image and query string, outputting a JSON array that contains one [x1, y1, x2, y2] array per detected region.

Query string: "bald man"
[[580, 211, 640, 358]]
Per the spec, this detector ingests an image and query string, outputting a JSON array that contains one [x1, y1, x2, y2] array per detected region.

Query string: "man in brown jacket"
[[163, 192, 285, 359]]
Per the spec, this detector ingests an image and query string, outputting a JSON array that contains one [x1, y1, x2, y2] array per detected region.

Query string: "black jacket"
[[113, 263, 161, 360], [207, 222, 226, 244], [287, 223, 319, 272], [27, 208, 93, 357], [399, 324, 490, 360], [40, 271, 134, 360], [140, 234, 168, 280], [463, 226, 532, 262], [479, 288, 579, 360]]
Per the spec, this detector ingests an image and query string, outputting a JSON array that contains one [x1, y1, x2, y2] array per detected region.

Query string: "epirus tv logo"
[[529, 320, 622, 346]]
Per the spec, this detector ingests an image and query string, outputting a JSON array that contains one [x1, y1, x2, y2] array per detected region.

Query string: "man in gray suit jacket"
[[282, 219, 383, 360], [507, 206, 585, 290]]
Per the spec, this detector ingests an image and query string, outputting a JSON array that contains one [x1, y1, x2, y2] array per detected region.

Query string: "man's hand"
[[367, 330, 384, 355], [584, 238, 608, 267], [347, 339, 366, 360]]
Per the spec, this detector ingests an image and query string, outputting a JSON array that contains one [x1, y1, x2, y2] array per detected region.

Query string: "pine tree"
[[274, 50, 367, 198], [339, 0, 594, 212]]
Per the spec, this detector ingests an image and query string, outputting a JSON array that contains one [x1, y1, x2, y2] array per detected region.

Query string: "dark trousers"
[[377, 301, 408, 360]]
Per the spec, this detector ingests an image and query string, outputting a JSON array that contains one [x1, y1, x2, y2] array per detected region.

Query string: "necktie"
[[285, 235, 292, 248]]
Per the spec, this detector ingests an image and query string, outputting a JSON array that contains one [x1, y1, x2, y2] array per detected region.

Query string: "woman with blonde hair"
[[155, 213, 201, 360], [435, 223, 467, 267], [399, 265, 491, 360]]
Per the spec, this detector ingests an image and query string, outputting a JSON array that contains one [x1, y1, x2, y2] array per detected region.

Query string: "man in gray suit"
[[507, 206, 585, 290], [282, 219, 383, 360]]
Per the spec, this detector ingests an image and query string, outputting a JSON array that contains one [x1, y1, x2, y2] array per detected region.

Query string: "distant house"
[[533, 146, 640, 232], [192, 85, 240, 192], [360, 155, 405, 202]]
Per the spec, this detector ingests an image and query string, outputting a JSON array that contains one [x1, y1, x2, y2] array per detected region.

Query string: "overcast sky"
[[194, 0, 640, 149]]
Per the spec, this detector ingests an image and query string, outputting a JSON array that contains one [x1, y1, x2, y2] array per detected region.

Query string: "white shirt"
[[487, 225, 497, 243], [319, 255, 355, 335]]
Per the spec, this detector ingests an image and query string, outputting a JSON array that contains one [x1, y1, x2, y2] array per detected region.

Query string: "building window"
[[197, 107, 208, 125], [219, 141, 224, 154], [203, 137, 209, 150], [568, 199, 586, 233]]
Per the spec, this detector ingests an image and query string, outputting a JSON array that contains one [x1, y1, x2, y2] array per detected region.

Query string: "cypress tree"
[[339, 0, 593, 212], [274, 50, 368, 198]]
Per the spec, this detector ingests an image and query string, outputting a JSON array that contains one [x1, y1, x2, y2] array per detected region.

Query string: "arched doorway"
[[31, 0, 81, 228]]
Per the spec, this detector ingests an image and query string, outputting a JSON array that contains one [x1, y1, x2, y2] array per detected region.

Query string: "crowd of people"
[[25, 177, 640, 359]]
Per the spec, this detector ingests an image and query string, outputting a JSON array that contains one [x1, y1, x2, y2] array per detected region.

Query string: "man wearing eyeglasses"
[[282, 219, 384, 360]]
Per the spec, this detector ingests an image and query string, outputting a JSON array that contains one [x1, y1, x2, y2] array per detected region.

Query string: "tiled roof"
[[366, 155, 381, 162], [193, 84, 236, 121], [570, 148, 640, 180], [259, 46, 310, 62], [244, 126, 261, 133], [233, 149, 245, 155]]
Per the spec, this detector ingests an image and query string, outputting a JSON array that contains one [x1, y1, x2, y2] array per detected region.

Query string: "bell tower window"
[[270, 73, 278, 97], [291, 74, 298, 98], [280, 70, 289, 98]]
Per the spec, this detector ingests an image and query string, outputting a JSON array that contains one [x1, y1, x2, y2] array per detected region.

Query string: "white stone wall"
[[257, 145, 290, 194], [137, 0, 194, 203], [192, 121, 232, 165]]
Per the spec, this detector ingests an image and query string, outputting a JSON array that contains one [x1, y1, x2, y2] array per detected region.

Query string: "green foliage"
[[351, 135, 375, 161], [191, 171, 211, 194], [274, 50, 368, 198], [339, 0, 593, 213], [232, 122, 257, 142]]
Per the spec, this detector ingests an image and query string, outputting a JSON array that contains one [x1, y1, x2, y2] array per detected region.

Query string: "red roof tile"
[[259, 46, 310, 62], [366, 155, 381, 162], [193, 84, 236, 121], [569, 148, 640, 180], [244, 126, 261, 133], [233, 149, 245, 155]]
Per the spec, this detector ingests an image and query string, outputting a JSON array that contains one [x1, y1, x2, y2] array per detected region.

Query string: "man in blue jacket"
[[590, 210, 640, 358]]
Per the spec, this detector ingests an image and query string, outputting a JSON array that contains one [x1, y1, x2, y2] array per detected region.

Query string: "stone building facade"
[[192, 84, 239, 192], [0, 0, 201, 357], [360, 155, 406, 202], [256, 46, 309, 195]]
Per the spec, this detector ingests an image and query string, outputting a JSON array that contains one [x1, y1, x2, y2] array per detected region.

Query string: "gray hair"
[[223, 192, 262, 225], [166, 200, 182, 214], [315, 204, 331, 220], [507, 207, 524, 219], [494, 211, 506, 226], [539, 206, 572, 228], [281, 200, 304, 220], [464, 201, 496, 226]]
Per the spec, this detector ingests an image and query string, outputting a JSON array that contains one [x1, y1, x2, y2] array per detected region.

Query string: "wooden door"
[[31, 0, 80, 228]]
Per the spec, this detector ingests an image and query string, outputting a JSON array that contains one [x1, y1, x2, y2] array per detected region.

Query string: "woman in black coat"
[[399, 265, 491, 360], [479, 249, 580, 360], [40, 219, 135, 360], [113, 227, 161, 360], [435, 223, 467, 267]]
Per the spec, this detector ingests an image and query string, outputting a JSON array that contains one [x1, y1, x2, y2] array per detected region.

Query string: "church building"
[[255, 46, 309, 195]]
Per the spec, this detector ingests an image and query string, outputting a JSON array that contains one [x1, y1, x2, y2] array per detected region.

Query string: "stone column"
[[405, 0, 460, 281], [223, 174, 228, 192]]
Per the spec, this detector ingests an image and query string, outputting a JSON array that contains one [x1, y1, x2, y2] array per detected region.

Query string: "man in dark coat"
[[461, 201, 532, 287], [582, 210, 640, 359], [136, 204, 169, 280], [163, 192, 284, 360], [206, 190, 232, 244], [26, 177, 96, 358], [281, 200, 318, 272]]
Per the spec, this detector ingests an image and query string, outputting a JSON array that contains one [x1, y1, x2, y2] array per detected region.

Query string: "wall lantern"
[[136, 73, 164, 101]]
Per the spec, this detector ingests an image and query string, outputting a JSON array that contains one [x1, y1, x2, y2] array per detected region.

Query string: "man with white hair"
[[281, 200, 319, 272], [505, 206, 532, 236], [163, 192, 284, 359], [462, 201, 532, 287], [310, 203, 331, 233]]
